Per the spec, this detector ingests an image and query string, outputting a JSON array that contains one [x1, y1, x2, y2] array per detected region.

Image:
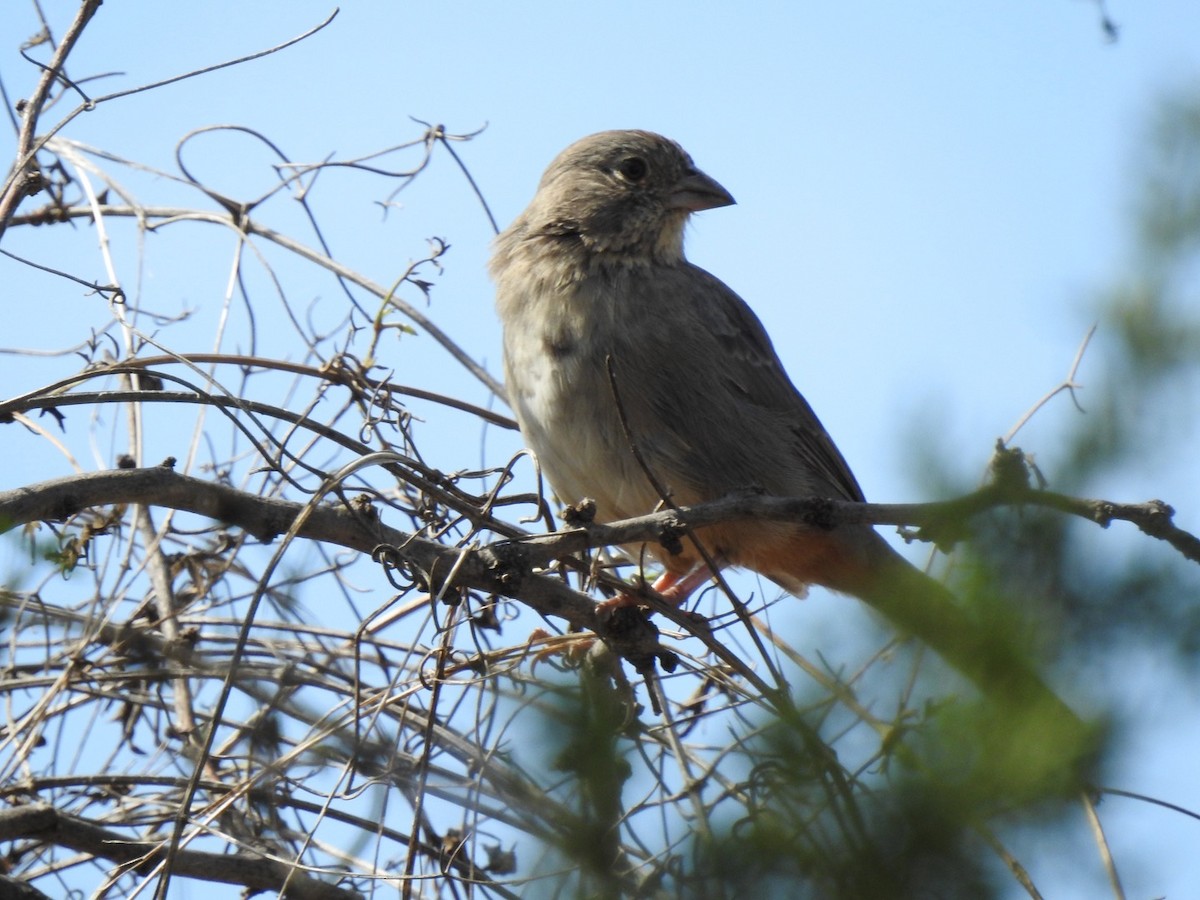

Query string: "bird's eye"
[[615, 156, 648, 183]]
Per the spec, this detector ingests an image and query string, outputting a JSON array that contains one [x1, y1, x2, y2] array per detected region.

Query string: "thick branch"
[[0, 466, 597, 624], [0, 803, 361, 900], [506, 486, 1200, 568], [2, 470, 1195, 622]]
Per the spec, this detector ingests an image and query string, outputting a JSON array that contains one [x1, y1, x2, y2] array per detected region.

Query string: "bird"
[[490, 129, 1088, 753]]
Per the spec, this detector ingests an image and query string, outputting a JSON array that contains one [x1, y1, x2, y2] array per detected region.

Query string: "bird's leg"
[[651, 566, 715, 605], [595, 564, 715, 612]]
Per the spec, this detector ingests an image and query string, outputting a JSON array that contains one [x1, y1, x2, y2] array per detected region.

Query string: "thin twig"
[[1097, 785, 1200, 823], [1081, 791, 1126, 900], [433, 123, 500, 234], [0, 0, 102, 236], [0, 7, 338, 240], [1002, 324, 1096, 446], [0, 246, 120, 296]]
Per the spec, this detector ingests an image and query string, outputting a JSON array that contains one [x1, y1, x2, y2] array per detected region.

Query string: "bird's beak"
[[668, 168, 736, 212]]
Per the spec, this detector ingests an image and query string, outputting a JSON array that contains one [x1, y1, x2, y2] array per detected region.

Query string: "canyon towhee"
[[492, 130, 1085, 738]]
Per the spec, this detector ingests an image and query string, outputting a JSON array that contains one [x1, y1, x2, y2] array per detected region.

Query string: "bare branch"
[[0, 803, 363, 900], [0, 0, 102, 235], [3, 468, 1195, 613], [5, 202, 507, 398], [0, 8, 338, 240], [1002, 324, 1097, 446]]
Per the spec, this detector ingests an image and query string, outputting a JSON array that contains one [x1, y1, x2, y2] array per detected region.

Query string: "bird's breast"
[[500, 275, 661, 522]]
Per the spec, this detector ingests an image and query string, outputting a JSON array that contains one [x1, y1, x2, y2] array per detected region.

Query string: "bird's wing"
[[613, 264, 867, 505]]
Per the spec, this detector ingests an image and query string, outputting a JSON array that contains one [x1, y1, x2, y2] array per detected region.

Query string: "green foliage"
[[527, 666, 637, 898]]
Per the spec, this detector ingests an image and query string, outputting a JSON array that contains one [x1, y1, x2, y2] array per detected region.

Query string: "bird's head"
[[520, 130, 735, 265]]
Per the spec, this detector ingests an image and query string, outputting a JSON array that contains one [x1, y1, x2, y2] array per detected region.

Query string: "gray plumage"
[[490, 130, 1088, 754], [492, 130, 865, 591]]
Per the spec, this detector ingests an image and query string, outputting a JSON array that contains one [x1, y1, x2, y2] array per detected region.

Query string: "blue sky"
[[37, 0, 1173, 484], [4, 2, 1200, 896]]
